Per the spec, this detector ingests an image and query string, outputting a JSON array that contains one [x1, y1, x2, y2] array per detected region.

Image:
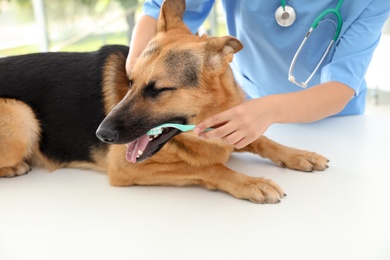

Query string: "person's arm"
[[126, 15, 158, 75], [194, 82, 354, 149], [272, 81, 354, 123], [195, 0, 390, 149]]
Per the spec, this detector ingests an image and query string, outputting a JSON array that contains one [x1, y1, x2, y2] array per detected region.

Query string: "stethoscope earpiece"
[[275, 5, 296, 27]]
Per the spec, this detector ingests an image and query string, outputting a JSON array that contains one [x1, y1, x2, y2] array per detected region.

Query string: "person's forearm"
[[194, 81, 355, 148], [126, 15, 158, 73], [270, 81, 355, 124]]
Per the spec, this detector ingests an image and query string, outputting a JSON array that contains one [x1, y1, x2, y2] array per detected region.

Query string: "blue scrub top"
[[143, 0, 390, 116]]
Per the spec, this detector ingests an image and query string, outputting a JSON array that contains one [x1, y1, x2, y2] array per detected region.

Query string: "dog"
[[0, 0, 328, 203]]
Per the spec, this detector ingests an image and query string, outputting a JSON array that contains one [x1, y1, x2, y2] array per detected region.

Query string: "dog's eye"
[[128, 80, 133, 89], [148, 87, 176, 98], [159, 87, 176, 92], [143, 81, 176, 98]]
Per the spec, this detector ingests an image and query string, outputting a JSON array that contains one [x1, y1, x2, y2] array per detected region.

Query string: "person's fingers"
[[231, 136, 253, 149], [197, 121, 234, 140], [222, 130, 243, 145], [194, 111, 232, 136]]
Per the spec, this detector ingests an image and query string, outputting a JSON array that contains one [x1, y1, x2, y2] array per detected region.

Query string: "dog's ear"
[[205, 36, 243, 75], [157, 0, 189, 33]]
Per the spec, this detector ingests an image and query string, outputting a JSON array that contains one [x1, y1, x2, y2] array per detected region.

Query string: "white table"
[[1, 115, 389, 260]]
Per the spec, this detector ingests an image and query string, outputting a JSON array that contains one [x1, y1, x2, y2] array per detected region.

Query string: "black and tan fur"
[[0, 0, 328, 203]]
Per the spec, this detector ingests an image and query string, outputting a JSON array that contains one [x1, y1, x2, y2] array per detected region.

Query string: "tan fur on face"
[[127, 31, 244, 126]]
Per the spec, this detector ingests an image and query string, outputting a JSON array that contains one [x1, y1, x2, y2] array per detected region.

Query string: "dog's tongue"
[[126, 134, 150, 163]]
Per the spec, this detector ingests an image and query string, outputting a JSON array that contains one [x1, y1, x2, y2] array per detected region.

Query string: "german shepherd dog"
[[0, 0, 328, 203]]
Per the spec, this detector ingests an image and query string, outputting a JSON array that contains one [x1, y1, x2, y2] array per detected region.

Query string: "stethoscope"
[[275, 0, 344, 88]]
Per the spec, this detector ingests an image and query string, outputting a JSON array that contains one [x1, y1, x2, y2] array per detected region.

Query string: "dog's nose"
[[96, 127, 118, 143]]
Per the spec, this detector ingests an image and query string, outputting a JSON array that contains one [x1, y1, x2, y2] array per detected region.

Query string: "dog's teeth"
[[154, 134, 158, 138], [138, 150, 143, 156]]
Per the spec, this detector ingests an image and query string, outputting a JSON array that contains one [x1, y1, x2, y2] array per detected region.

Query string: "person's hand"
[[194, 97, 277, 149]]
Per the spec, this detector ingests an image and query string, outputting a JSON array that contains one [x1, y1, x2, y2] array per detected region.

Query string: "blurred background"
[[0, 0, 142, 54], [0, 0, 389, 113]]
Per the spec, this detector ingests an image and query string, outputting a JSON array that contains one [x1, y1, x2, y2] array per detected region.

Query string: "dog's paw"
[[0, 162, 31, 177], [235, 177, 285, 204], [277, 150, 329, 172]]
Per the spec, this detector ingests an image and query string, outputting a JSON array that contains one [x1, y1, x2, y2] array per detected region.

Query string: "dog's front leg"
[[106, 146, 284, 203], [239, 136, 329, 172]]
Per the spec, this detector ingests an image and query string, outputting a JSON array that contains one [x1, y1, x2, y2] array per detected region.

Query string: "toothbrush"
[[147, 123, 212, 136]]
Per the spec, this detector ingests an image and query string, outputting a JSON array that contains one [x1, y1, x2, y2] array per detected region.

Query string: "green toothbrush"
[[147, 123, 212, 136]]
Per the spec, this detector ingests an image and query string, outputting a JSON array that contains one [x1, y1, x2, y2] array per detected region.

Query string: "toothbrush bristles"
[[148, 127, 163, 136]]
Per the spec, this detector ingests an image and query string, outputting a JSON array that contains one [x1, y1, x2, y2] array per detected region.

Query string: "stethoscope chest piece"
[[275, 5, 296, 27]]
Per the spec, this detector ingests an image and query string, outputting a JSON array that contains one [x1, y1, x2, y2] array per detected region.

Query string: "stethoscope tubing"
[[311, 0, 343, 40], [284, 0, 344, 88]]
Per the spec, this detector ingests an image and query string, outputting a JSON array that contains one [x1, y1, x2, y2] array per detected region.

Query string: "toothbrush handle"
[[188, 125, 213, 132]]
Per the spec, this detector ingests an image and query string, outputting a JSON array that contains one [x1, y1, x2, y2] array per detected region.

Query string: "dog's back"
[[0, 45, 128, 170]]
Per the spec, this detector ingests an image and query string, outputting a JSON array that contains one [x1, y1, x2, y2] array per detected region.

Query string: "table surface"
[[1, 115, 389, 260]]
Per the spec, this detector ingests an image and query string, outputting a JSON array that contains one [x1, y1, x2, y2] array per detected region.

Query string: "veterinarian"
[[126, 0, 390, 149]]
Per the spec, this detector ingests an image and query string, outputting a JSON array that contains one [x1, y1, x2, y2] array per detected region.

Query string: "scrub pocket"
[[302, 19, 337, 72]]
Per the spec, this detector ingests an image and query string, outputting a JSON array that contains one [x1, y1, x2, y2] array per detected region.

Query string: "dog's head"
[[96, 0, 243, 163]]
